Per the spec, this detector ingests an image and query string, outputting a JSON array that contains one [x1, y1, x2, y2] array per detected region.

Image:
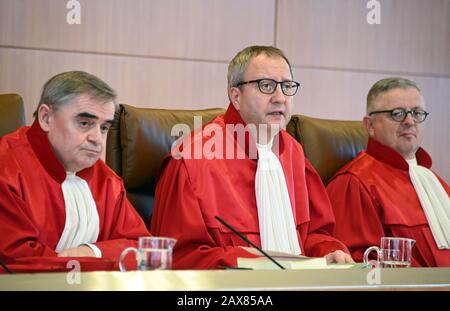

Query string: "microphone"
[[215, 216, 285, 270]]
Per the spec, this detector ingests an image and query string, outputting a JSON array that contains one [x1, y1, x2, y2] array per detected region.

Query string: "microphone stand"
[[215, 216, 285, 270], [0, 259, 12, 274]]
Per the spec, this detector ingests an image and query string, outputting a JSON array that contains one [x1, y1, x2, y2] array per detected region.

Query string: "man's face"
[[39, 94, 115, 172], [364, 87, 425, 159], [230, 54, 294, 141]]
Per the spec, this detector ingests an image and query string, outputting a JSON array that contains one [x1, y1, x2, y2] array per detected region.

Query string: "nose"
[[402, 111, 416, 125], [271, 83, 286, 103], [87, 126, 103, 145]]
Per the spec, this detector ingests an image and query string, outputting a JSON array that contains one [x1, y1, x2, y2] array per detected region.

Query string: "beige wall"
[[1, 0, 449, 180]]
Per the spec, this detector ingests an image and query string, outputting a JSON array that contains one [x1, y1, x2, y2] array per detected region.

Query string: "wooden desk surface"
[[1, 268, 449, 291]]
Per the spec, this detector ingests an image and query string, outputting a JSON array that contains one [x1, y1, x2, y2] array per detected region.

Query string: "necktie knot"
[[406, 158, 418, 167], [65, 172, 81, 182], [256, 140, 275, 170]]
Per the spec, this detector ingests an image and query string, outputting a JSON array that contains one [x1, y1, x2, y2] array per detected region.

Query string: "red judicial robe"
[[0, 121, 150, 266], [326, 138, 450, 267], [151, 104, 349, 269]]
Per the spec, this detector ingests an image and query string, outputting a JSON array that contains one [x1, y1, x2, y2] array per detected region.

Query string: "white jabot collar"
[[55, 172, 100, 252], [407, 158, 450, 249], [255, 139, 301, 255]]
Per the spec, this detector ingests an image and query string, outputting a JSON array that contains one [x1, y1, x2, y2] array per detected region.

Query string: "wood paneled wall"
[[1, 0, 449, 180]]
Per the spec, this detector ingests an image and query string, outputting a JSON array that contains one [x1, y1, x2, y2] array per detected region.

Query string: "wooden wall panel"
[[277, 0, 450, 76], [0, 0, 275, 61], [416, 77, 450, 180], [0, 47, 229, 121]]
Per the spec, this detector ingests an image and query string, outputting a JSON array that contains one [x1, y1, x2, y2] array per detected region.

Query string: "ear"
[[363, 115, 375, 137], [228, 87, 241, 111], [37, 104, 52, 132]]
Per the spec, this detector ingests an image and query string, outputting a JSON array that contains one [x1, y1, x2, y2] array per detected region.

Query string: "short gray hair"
[[367, 77, 421, 113], [34, 71, 117, 118], [227, 46, 294, 92]]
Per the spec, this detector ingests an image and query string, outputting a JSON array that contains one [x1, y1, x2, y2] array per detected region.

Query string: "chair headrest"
[[107, 104, 225, 189], [287, 115, 368, 184], [0, 94, 26, 137]]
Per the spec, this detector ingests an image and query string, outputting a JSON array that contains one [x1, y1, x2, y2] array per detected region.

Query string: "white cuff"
[[82, 243, 102, 258]]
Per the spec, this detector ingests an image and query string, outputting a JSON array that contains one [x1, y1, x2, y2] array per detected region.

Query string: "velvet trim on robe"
[[151, 104, 349, 269], [326, 138, 450, 267], [0, 121, 150, 269]]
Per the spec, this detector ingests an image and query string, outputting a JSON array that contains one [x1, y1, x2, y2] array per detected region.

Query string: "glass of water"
[[363, 237, 415, 268], [119, 236, 177, 272]]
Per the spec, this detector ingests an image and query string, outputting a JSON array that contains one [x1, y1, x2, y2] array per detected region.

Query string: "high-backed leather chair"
[[106, 104, 225, 226], [0, 94, 26, 137], [287, 115, 368, 184]]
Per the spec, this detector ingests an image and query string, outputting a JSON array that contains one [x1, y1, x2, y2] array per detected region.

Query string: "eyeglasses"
[[235, 78, 300, 96], [369, 108, 429, 123]]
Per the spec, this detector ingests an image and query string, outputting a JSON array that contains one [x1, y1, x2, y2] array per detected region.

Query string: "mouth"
[[83, 149, 101, 155], [399, 132, 416, 138], [267, 111, 284, 117]]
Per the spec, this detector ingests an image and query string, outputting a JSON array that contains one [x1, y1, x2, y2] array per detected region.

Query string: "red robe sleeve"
[[94, 184, 151, 263], [326, 173, 384, 262], [151, 158, 257, 269], [0, 181, 57, 261], [302, 160, 351, 257]]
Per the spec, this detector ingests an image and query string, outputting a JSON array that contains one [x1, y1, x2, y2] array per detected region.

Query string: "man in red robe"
[[151, 46, 353, 269], [0, 71, 150, 267], [327, 77, 450, 267]]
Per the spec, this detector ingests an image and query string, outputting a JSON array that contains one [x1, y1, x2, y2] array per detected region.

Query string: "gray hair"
[[227, 46, 294, 93], [367, 77, 421, 113], [34, 71, 117, 118]]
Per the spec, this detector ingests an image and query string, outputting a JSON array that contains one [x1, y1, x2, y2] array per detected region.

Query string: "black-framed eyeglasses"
[[369, 108, 429, 123], [235, 78, 300, 96]]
